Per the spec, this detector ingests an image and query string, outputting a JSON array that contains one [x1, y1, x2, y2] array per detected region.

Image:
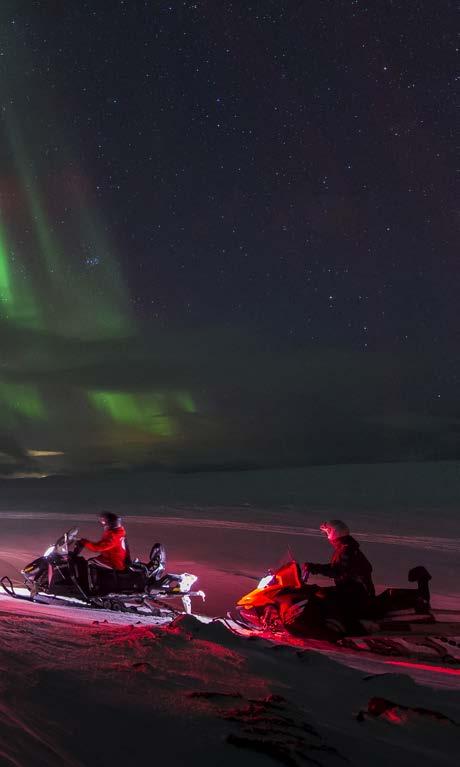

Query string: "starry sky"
[[0, 0, 457, 477]]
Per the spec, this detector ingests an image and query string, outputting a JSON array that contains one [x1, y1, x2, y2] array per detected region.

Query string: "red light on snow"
[[383, 708, 406, 724], [383, 660, 460, 677]]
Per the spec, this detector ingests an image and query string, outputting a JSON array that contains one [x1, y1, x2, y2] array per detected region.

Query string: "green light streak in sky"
[[0, 215, 13, 305], [0, 208, 43, 328], [0, 381, 46, 421], [6, 120, 63, 278], [4, 115, 133, 339], [68, 181, 134, 337], [88, 390, 198, 439], [88, 390, 177, 438], [0, 25, 187, 472], [175, 392, 197, 413]]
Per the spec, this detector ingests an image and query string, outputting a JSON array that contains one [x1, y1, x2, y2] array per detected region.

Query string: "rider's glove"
[[303, 562, 319, 577], [301, 562, 310, 580]]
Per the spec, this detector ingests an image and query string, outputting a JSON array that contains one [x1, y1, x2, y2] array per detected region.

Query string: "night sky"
[[0, 1, 457, 477]]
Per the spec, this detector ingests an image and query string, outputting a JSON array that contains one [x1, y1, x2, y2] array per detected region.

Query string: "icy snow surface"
[[0, 598, 459, 767], [0, 461, 459, 766]]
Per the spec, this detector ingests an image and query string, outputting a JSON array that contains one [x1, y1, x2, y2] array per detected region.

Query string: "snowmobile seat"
[[408, 565, 431, 584], [373, 588, 419, 616], [114, 569, 145, 593], [128, 561, 149, 575], [88, 560, 145, 596], [408, 566, 431, 606]]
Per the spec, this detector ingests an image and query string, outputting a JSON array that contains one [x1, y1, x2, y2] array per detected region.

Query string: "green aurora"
[[0, 112, 196, 475]]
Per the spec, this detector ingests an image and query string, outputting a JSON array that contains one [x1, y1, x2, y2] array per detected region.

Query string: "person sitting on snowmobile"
[[303, 520, 375, 626], [78, 512, 129, 571]]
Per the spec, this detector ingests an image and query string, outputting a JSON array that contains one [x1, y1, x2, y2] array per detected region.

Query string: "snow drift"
[[0, 601, 459, 767]]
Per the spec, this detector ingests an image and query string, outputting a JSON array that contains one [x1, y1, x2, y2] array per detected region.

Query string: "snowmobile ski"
[[1, 577, 35, 603], [1, 577, 92, 610], [225, 610, 285, 636], [0, 578, 178, 618]]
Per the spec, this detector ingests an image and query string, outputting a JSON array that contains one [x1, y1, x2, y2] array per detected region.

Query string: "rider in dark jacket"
[[304, 520, 375, 624], [307, 520, 375, 596]]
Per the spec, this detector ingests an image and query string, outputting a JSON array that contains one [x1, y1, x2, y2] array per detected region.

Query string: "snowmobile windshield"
[[274, 561, 303, 589], [257, 574, 275, 589], [54, 528, 79, 555]]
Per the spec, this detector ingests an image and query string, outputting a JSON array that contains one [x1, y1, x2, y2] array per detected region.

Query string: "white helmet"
[[320, 520, 350, 541]]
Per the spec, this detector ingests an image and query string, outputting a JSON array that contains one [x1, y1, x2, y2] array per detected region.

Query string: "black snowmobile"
[[1, 527, 205, 617]]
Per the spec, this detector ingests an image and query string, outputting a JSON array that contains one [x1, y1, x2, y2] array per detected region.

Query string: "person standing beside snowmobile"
[[78, 512, 128, 571], [304, 520, 375, 620]]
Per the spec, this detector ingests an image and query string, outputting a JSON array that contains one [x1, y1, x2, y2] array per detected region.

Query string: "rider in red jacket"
[[79, 512, 128, 571]]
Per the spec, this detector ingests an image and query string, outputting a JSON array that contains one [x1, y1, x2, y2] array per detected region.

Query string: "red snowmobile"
[[236, 560, 433, 641]]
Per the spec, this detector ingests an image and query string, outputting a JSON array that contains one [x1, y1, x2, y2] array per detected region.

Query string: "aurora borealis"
[[0, 136, 197, 474], [0, 2, 457, 477], [0, 48, 196, 474]]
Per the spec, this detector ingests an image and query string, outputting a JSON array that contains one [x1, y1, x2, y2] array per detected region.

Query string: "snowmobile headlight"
[[23, 564, 35, 573], [257, 574, 274, 589]]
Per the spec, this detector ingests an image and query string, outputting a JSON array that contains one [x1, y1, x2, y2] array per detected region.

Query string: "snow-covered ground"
[[0, 461, 459, 766], [0, 597, 459, 767]]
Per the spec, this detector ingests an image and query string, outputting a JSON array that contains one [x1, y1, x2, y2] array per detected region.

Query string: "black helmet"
[[99, 511, 121, 530]]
